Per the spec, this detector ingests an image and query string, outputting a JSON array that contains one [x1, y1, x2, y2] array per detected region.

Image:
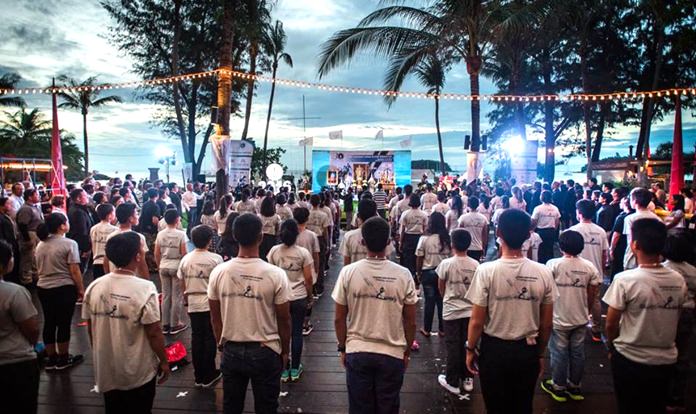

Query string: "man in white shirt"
[[155, 209, 189, 335], [333, 216, 417, 413], [8, 183, 24, 220], [420, 184, 438, 214], [340, 199, 393, 265], [457, 197, 489, 262], [103, 203, 150, 279], [90, 204, 118, 279], [82, 231, 170, 413], [307, 194, 331, 295], [622, 188, 661, 270], [181, 183, 201, 235], [208, 213, 291, 414], [531, 190, 561, 263]]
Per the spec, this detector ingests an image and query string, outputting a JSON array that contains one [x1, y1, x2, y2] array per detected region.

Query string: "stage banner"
[[229, 139, 254, 187], [312, 150, 411, 193], [211, 134, 229, 172]]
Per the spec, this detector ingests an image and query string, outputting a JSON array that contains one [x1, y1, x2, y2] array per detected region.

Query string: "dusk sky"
[[1, 0, 693, 182]]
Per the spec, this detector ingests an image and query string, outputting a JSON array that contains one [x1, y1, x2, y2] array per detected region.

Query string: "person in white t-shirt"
[[258, 197, 280, 261], [420, 184, 438, 214], [399, 194, 428, 280], [275, 193, 293, 222], [416, 212, 451, 337], [82, 231, 170, 413], [465, 209, 557, 414], [268, 219, 314, 383], [154, 209, 189, 335], [333, 216, 418, 413], [531, 191, 561, 264], [432, 191, 450, 216], [208, 213, 291, 414], [457, 196, 489, 262], [90, 204, 118, 279], [340, 199, 394, 265], [622, 188, 661, 270], [307, 194, 331, 296], [103, 203, 150, 279], [436, 229, 479, 395], [604, 218, 688, 414], [540, 230, 600, 402], [178, 225, 224, 388], [292, 207, 321, 337]]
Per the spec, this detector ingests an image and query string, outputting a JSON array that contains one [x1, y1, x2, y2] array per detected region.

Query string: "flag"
[[299, 137, 313, 146], [50, 82, 66, 198], [400, 136, 412, 148], [375, 129, 384, 140], [669, 97, 684, 199], [329, 130, 343, 140]]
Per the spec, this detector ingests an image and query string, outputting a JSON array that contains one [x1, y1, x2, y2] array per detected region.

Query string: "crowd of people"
[[0, 172, 694, 414]]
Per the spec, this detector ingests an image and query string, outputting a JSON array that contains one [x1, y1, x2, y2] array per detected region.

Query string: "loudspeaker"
[[210, 106, 219, 125], [464, 134, 471, 150]]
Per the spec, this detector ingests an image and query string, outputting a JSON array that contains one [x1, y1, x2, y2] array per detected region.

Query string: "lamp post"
[[155, 145, 176, 183]]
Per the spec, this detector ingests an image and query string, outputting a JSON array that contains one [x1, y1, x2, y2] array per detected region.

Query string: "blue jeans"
[[289, 298, 307, 369], [221, 342, 282, 414], [346, 352, 405, 414], [549, 325, 586, 388], [421, 269, 443, 332]]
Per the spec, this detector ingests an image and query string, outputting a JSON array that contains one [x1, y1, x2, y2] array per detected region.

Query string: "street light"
[[155, 145, 176, 182]]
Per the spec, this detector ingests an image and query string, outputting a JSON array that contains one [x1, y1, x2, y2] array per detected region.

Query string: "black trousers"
[[611, 351, 674, 414], [421, 270, 443, 332], [444, 318, 472, 387], [37, 285, 77, 345], [400, 234, 420, 280], [0, 358, 39, 414], [103, 376, 156, 414], [345, 352, 405, 414], [221, 342, 282, 414], [190, 311, 218, 383], [467, 250, 483, 262], [92, 263, 105, 279], [536, 228, 556, 264], [316, 236, 327, 293], [478, 334, 539, 414]]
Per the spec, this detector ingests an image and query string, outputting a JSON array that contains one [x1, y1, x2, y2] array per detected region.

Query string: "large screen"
[[311, 150, 411, 193]]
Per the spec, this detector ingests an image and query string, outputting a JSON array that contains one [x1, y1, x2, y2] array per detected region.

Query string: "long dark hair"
[[220, 212, 240, 243], [218, 194, 232, 218], [241, 189, 250, 202], [428, 212, 450, 252], [260, 196, 276, 217], [279, 219, 299, 246], [451, 195, 463, 217], [37, 213, 68, 241], [202, 200, 215, 216]]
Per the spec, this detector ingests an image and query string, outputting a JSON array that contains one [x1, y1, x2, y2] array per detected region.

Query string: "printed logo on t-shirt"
[[555, 270, 589, 289], [638, 285, 684, 310], [495, 276, 540, 302], [223, 275, 263, 301], [92, 293, 132, 320], [352, 276, 398, 302]]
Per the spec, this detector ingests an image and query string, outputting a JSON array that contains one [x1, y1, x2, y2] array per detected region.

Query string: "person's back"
[[622, 188, 661, 269], [569, 200, 608, 276]]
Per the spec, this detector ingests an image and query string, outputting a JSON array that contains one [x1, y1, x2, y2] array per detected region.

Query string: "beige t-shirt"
[[415, 234, 451, 270], [662, 260, 696, 309], [522, 232, 542, 262], [177, 250, 224, 313], [445, 209, 460, 231], [432, 202, 449, 216], [332, 258, 418, 359], [307, 208, 330, 237], [35, 236, 81, 289], [105, 229, 148, 273], [155, 227, 188, 270], [267, 244, 313, 301], [200, 214, 217, 231], [532, 203, 561, 229], [276, 205, 292, 222], [260, 214, 280, 236], [90, 222, 119, 265], [235, 201, 257, 215], [546, 256, 600, 329], [399, 208, 428, 234], [207, 258, 291, 354], [213, 211, 230, 235], [81, 274, 160, 393], [622, 210, 661, 269], [603, 266, 688, 365], [421, 192, 438, 213], [458, 212, 489, 251], [465, 258, 557, 341], [436, 256, 478, 320], [568, 222, 608, 275], [339, 228, 394, 263]]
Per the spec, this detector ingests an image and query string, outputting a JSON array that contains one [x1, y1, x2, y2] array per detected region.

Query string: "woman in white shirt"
[[445, 195, 464, 232], [213, 194, 234, 236], [666, 195, 686, 229], [510, 186, 527, 211], [258, 196, 280, 261], [416, 212, 451, 337]]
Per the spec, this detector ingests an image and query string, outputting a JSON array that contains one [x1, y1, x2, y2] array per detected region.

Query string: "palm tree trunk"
[[469, 70, 481, 151], [542, 49, 555, 183], [434, 96, 445, 177], [82, 112, 89, 176], [580, 38, 593, 182], [215, 0, 236, 197], [241, 42, 258, 140], [262, 64, 278, 179], [636, 19, 665, 162]]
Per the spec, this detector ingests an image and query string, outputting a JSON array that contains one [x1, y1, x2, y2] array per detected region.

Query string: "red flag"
[[50, 80, 66, 197], [669, 97, 684, 201]]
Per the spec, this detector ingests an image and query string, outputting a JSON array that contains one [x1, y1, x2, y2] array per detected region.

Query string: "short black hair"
[[497, 209, 531, 249], [361, 217, 390, 253], [293, 207, 310, 224], [357, 199, 377, 221], [541, 190, 552, 204], [559, 230, 584, 256], [631, 218, 666, 255], [191, 225, 214, 249], [0, 239, 13, 274], [233, 213, 262, 247], [630, 188, 652, 208], [403, 184, 413, 196], [105, 231, 142, 268], [115, 202, 137, 224], [97, 203, 115, 221], [450, 229, 472, 252], [662, 229, 693, 263], [408, 193, 420, 208], [576, 199, 595, 219], [164, 208, 179, 225], [468, 196, 480, 210], [23, 188, 37, 200], [147, 188, 159, 200], [310, 194, 321, 207], [279, 219, 300, 246]]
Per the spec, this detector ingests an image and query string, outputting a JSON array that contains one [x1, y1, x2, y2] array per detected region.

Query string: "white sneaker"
[[438, 374, 460, 395], [463, 377, 474, 392]]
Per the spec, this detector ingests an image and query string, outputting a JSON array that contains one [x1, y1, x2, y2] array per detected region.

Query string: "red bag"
[[165, 341, 188, 367]]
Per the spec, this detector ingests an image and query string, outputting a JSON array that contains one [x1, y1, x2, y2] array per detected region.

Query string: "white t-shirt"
[[267, 244, 313, 301], [332, 258, 418, 359], [177, 250, 224, 313], [622, 210, 661, 269], [465, 258, 557, 341], [489, 196, 502, 212], [307, 208, 331, 237], [35, 235, 81, 289], [213, 211, 230, 235], [603, 266, 688, 365], [436, 256, 478, 320], [200, 214, 217, 231], [90, 222, 119, 265], [105, 229, 148, 273], [491, 208, 506, 227], [399, 208, 428, 234], [421, 192, 438, 213], [522, 232, 542, 262], [457, 212, 489, 251], [663, 260, 696, 309], [546, 257, 600, 329], [476, 204, 492, 222], [207, 258, 290, 354], [155, 227, 188, 270], [81, 273, 160, 393], [260, 214, 280, 236], [432, 202, 449, 216], [340, 228, 394, 264], [568, 222, 608, 275], [510, 197, 527, 211], [415, 234, 451, 270], [532, 203, 561, 229], [276, 205, 292, 222], [236, 200, 257, 214]]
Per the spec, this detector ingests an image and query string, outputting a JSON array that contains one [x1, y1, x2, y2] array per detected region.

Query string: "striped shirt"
[[373, 190, 388, 210]]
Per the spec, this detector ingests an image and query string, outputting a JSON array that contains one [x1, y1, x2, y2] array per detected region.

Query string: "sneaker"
[[419, 328, 431, 337], [281, 369, 290, 383], [55, 354, 84, 370], [591, 332, 602, 343], [45, 355, 58, 371], [437, 374, 460, 395], [290, 364, 304, 381], [169, 324, 188, 335], [540, 379, 567, 402], [462, 377, 474, 392], [566, 387, 585, 401], [302, 323, 314, 336], [163, 325, 171, 335], [410, 340, 420, 352], [200, 371, 223, 388]]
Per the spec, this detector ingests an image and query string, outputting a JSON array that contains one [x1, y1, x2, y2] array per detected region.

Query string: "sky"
[[1, 0, 694, 183]]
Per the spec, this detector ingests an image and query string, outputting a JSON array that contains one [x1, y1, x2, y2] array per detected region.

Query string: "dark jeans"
[[670, 310, 695, 406], [92, 263, 105, 279], [421, 269, 443, 332], [444, 318, 472, 387], [536, 228, 556, 264], [611, 350, 674, 414], [345, 352, 405, 414], [221, 342, 283, 414], [187, 207, 198, 235], [316, 236, 327, 293], [478, 334, 539, 414], [103, 375, 156, 414], [37, 285, 77, 345], [0, 358, 39, 414], [467, 250, 483, 262], [400, 234, 420, 280], [190, 311, 218, 383], [289, 298, 307, 369], [377, 209, 386, 219]]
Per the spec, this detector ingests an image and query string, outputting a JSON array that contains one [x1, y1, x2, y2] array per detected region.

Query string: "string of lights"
[[0, 67, 694, 102]]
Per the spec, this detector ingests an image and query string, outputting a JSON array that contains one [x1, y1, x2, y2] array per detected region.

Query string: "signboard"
[[229, 140, 254, 186], [311, 150, 411, 193]]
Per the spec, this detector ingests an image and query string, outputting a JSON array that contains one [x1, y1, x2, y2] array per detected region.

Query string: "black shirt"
[[67, 204, 94, 253], [343, 193, 354, 212], [139, 200, 161, 234]]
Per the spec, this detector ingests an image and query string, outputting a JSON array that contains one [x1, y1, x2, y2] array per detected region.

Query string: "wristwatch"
[[337, 344, 346, 353], [465, 340, 476, 353]]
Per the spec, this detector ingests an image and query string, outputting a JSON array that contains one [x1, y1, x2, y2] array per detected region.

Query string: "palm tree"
[[262, 20, 293, 177], [0, 73, 25, 107], [57, 76, 123, 176]]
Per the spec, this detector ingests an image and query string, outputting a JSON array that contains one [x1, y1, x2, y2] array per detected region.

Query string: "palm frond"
[[358, 5, 443, 30], [280, 53, 293, 68], [383, 46, 434, 105], [91, 95, 124, 107]]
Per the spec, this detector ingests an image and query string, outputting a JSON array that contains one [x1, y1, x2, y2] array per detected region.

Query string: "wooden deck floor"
[[37, 238, 696, 413]]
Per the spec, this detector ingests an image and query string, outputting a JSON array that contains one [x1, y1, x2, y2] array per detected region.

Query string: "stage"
[[311, 150, 411, 193]]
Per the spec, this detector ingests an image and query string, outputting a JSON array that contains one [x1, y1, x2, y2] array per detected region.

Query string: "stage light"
[[154, 145, 174, 158], [501, 135, 525, 154]]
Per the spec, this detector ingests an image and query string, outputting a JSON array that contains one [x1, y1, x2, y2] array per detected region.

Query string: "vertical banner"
[[669, 97, 683, 199], [211, 134, 230, 172], [229, 139, 254, 187], [182, 162, 193, 183], [50, 89, 66, 197], [465, 151, 484, 184]]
